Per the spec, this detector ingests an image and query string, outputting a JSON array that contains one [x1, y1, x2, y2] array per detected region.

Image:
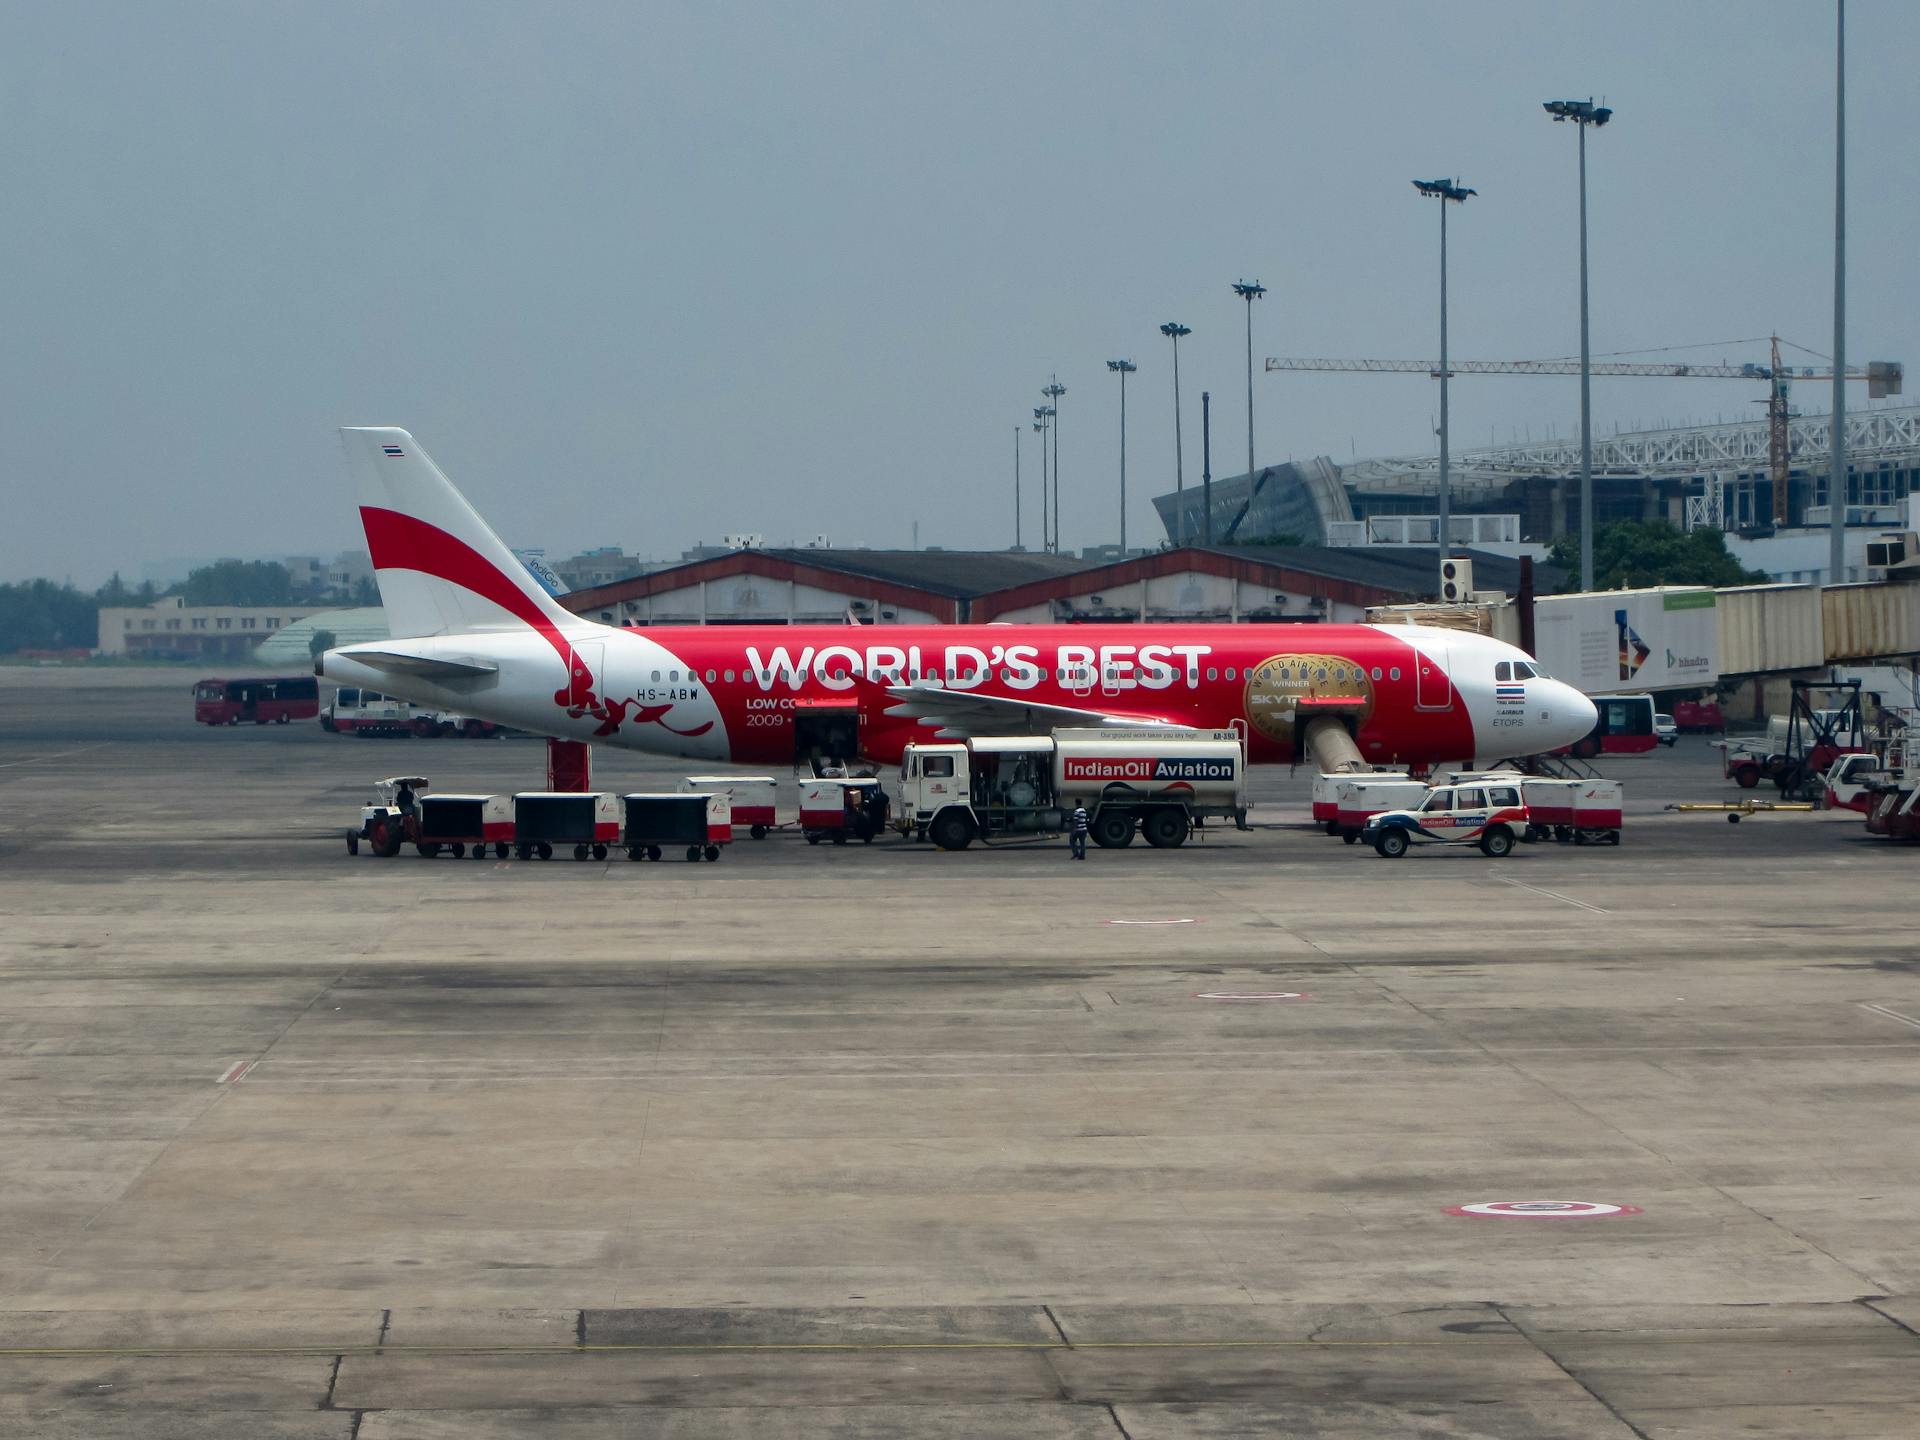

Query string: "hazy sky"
[[3, 1, 1916, 585]]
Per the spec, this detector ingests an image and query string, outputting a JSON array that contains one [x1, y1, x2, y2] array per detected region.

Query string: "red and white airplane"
[[319, 428, 1597, 769]]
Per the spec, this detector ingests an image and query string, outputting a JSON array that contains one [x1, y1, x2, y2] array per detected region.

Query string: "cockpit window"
[[1495, 661, 1512, 682]]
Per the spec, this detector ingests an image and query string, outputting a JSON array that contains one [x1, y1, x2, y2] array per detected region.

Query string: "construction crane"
[[1266, 340, 1903, 526]]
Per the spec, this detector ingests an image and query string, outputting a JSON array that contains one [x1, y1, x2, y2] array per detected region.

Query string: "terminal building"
[[1155, 404, 1920, 585], [97, 596, 328, 661]]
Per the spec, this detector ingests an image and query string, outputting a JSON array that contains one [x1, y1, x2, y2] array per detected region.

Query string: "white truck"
[[320, 686, 500, 738], [896, 729, 1247, 851]]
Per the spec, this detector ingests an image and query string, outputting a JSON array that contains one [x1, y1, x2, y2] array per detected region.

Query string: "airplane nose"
[[1553, 683, 1598, 750]]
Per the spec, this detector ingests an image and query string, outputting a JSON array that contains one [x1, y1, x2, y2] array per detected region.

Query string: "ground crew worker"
[[1068, 803, 1089, 860]]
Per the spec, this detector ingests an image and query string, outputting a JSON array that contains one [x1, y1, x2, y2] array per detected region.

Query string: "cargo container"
[[1332, 776, 1429, 841], [1571, 779, 1624, 844], [512, 791, 620, 861], [622, 792, 728, 862], [799, 777, 888, 844]]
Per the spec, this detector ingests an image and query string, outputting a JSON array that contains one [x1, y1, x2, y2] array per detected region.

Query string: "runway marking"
[[1494, 875, 1608, 914], [1193, 992, 1310, 1002], [216, 1059, 254, 1084], [1859, 1003, 1920, 1032], [0, 743, 110, 770], [1445, 1199, 1641, 1219]]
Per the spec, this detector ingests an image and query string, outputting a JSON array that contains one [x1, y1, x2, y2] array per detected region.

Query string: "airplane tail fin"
[[340, 427, 582, 641]]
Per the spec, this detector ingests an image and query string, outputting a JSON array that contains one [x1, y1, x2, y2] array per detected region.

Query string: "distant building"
[[97, 596, 325, 660], [550, 547, 646, 590]]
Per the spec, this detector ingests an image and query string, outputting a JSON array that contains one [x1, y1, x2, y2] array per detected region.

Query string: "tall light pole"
[[1013, 424, 1022, 551], [1544, 99, 1612, 592], [1414, 178, 1476, 564], [1159, 322, 1191, 544], [1232, 281, 1265, 489], [1106, 359, 1137, 554], [1830, 0, 1848, 585], [1033, 408, 1054, 553], [1201, 390, 1214, 545], [1043, 377, 1067, 554]]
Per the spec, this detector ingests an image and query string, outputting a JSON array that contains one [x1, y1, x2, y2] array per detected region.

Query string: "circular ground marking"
[[1193, 991, 1310, 1002], [1444, 1200, 1643, 1219], [1105, 918, 1199, 926]]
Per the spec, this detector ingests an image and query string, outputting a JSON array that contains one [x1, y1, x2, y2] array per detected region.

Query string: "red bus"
[[193, 676, 321, 726], [1567, 693, 1658, 758]]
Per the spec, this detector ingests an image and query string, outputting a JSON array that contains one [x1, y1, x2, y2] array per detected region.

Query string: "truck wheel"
[[1323, 820, 1339, 836], [463, 720, 485, 738], [1375, 827, 1409, 859], [495, 843, 510, 859], [1091, 810, 1134, 848], [1341, 831, 1358, 845], [1480, 826, 1515, 858], [592, 844, 608, 861], [449, 842, 465, 858], [536, 842, 553, 861], [647, 845, 662, 862], [1143, 809, 1188, 849], [686, 846, 701, 862], [369, 819, 392, 857], [419, 843, 441, 859], [573, 844, 590, 861], [928, 810, 975, 851], [473, 844, 487, 860], [750, 825, 768, 839], [704, 845, 720, 861], [346, 831, 359, 856]]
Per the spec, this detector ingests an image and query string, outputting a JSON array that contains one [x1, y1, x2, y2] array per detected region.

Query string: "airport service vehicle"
[[1331, 775, 1426, 843], [681, 775, 777, 839], [512, 792, 620, 861], [317, 429, 1597, 776], [320, 687, 500, 738], [345, 776, 428, 857], [1361, 780, 1529, 859], [799, 777, 888, 844], [1717, 682, 1867, 795], [194, 676, 319, 726], [1654, 713, 1678, 746], [1864, 778, 1920, 840], [622, 792, 728, 862], [897, 729, 1245, 851], [414, 794, 512, 859], [1672, 700, 1724, 732]]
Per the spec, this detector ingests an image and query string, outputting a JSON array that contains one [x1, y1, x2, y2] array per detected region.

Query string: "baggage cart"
[[416, 794, 512, 859], [623, 792, 730, 862], [512, 791, 619, 861], [681, 775, 777, 838], [1571, 779, 1624, 845], [800, 777, 888, 845]]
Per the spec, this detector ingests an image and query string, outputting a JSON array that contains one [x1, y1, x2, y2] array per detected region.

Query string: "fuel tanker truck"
[[895, 728, 1247, 851]]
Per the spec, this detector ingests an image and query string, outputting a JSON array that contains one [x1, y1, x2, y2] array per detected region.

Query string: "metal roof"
[[754, 548, 1094, 599]]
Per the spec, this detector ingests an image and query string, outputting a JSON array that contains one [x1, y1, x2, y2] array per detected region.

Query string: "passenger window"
[[1489, 786, 1518, 805], [1389, 667, 1401, 681], [1225, 667, 1236, 681], [706, 669, 717, 683], [1457, 788, 1485, 809], [724, 668, 735, 683], [1206, 667, 1218, 681], [651, 670, 661, 682], [924, 755, 955, 777]]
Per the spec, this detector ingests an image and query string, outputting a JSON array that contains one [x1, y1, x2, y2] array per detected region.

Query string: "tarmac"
[[3, 665, 1919, 1438]]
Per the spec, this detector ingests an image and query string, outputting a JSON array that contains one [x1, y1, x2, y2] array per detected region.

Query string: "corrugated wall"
[[1718, 585, 1824, 676], [1824, 583, 1920, 662]]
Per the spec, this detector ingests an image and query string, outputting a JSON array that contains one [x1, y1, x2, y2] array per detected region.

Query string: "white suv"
[[1361, 782, 1529, 859]]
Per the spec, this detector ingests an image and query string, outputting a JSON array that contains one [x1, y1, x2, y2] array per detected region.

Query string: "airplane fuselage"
[[322, 617, 1595, 769]]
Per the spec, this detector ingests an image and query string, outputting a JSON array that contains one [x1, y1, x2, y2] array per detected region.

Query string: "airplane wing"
[[330, 643, 499, 681], [881, 683, 1188, 739]]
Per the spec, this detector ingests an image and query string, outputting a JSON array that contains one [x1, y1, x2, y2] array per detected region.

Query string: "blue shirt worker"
[[1068, 803, 1089, 860]]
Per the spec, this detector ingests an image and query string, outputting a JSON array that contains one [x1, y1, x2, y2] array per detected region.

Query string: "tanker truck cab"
[[898, 729, 1247, 852]]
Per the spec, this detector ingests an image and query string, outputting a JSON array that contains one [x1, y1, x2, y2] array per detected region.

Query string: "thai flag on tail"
[[1495, 683, 1525, 702]]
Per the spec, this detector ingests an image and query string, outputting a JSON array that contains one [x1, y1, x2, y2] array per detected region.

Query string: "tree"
[[351, 576, 379, 606], [182, 560, 293, 607], [1548, 520, 1768, 592], [0, 580, 97, 652], [307, 629, 337, 660]]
